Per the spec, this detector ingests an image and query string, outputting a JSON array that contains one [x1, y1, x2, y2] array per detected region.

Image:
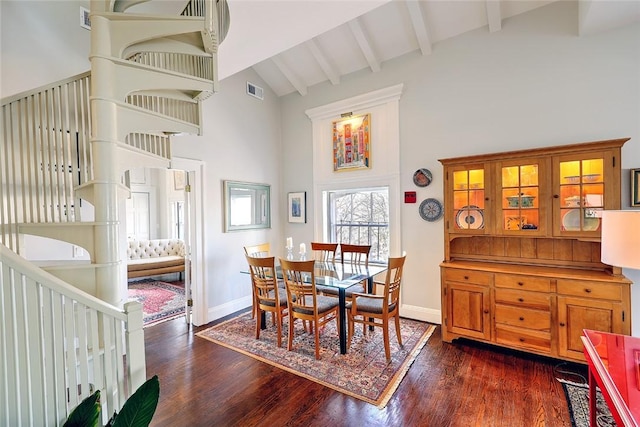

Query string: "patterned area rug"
[[128, 280, 185, 327], [196, 312, 436, 408], [558, 379, 617, 427]]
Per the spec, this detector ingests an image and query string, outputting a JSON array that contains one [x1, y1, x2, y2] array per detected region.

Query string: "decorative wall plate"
[[419, 198, 443, 222], [413, 168, 433, 187], [455, 206, 484, 229]]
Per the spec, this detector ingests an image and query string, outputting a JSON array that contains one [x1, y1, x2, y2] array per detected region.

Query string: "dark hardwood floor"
[[144, 313, 587, 426]]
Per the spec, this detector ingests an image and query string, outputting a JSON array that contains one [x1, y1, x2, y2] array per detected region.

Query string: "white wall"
[[0, 1, 91, 98], [279, 1, 640, 330], [172, 68, 283, 319]]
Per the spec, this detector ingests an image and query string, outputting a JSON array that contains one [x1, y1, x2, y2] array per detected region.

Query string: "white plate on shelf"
[[455, 206, 484, 229], [562, 210, 600, 231]]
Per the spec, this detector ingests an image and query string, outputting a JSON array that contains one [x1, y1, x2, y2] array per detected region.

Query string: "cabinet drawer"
[[444, 269, 492, 286], [494, 288, 551, 310], [494, 274, 551, 292], [495, 304, 551, 330], [495, 325, 551, 353], [557, 280, 622, 301]]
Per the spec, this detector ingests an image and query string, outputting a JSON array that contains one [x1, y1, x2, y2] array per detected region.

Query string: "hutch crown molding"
[[439, 138, 631, 363]]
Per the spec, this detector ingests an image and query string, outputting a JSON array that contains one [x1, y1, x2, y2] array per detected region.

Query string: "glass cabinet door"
[[499, 161, 544, 234], [557, 157, 604, 234], [452, 167, 486, 232]]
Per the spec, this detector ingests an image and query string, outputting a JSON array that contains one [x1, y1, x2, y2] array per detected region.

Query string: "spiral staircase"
[[0, 0, 230, 424]]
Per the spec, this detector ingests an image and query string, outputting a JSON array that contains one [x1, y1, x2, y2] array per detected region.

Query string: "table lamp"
[[601, 210, 640, 270]]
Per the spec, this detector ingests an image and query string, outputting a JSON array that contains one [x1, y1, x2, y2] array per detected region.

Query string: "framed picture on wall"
[[174, 170, 186, 190], [288, 192, 306, 223], [632, 169, 640, 207], [332, 113, 371, 172]]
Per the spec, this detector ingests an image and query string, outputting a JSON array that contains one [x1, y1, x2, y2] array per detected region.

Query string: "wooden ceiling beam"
[[271, 56, 308, 96], [306, 39, 340, 85], [405, 1, 432, 55], [486, 0, 502, 33], [348, 18, 380, 73]]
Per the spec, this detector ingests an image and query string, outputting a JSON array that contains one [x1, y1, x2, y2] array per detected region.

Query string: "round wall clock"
[[419, 198, 443, 222], [413, 168, 433, 187]]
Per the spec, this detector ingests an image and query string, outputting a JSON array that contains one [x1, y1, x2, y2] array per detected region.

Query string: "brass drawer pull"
[[464, 275, 469, 280], [519, 317, 525, 321], [519, 338, 525, 342], [518, 282, 524, 286], [518, 298, 524, 302], [584, 288, 592, 293]]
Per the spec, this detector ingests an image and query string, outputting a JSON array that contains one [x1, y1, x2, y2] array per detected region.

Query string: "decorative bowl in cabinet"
[[506, 195, 536, 208]]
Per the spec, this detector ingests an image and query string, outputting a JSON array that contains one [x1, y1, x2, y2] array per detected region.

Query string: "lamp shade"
[[601, 210, 640, 269]]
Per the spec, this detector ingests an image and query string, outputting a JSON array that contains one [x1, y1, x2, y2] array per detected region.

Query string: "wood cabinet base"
[[441, 261, 631, 363]]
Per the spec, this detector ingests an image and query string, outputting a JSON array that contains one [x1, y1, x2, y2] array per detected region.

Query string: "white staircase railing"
[[0, 73, 93, 253], [0, 243, 146, 426]]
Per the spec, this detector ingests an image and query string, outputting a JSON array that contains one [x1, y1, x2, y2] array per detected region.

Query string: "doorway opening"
[[124, 158, 205, 326]]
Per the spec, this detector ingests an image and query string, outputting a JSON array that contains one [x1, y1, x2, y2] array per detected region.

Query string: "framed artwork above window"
[[332, 113, 371, 172]]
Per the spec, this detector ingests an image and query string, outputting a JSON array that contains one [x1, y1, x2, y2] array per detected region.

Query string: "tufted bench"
[[127, 239, 185, 279]]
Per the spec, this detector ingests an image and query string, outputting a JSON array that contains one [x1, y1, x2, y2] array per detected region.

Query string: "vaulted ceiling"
[[140, 0, 640, 98]]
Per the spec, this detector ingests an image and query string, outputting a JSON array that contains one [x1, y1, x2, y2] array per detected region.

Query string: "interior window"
[[324, 187, 389, 263]]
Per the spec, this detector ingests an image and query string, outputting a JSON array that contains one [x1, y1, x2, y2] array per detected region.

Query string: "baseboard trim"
[[400, 304, 441, 325], [206, 296, 252, 324]]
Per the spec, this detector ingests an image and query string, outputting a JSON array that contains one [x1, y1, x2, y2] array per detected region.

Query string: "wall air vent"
[[80, 7, 91, 30], [246, 82, 264, 100]]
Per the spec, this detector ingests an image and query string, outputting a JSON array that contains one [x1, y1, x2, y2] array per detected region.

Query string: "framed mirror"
[[223, 180, 271, 232]]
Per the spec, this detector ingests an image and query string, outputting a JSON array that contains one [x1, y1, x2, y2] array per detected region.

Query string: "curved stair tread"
[[102, 55, 214, 100]]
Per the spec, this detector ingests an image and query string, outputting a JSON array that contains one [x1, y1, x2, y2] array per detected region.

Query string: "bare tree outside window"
[[326, 187, 389, 263]]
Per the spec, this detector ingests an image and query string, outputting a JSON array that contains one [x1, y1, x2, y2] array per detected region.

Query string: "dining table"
[[247, 259, 388, 355]]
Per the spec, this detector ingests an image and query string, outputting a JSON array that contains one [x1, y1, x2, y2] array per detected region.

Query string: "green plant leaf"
[[111, 375, 160, 427], [63, 390, 101, 427]]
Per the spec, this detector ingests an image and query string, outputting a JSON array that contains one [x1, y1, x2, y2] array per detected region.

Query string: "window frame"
[[322, 186, 390, 264]]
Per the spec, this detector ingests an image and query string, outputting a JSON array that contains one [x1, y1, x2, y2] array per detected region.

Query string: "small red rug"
[[128, 280, 185, 327]]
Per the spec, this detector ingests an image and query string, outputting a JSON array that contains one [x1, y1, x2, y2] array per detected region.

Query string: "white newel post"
[[124, 301, 146, 390]]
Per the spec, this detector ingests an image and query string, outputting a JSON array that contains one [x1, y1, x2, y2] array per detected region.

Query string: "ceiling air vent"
[[80, 7, 91, 30], [246, 82, 264, 100]]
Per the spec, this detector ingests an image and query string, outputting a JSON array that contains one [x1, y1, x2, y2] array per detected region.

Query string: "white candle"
[[300, 243, 306, 253], [286, 237, 293, 249]]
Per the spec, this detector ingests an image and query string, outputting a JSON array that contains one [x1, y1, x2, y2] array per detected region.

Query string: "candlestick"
[[286, 237, 293, 249], [299, 243, 306, 261]]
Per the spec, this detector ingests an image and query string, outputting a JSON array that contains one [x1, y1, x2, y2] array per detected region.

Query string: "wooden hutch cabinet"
[[439, 138, 632, 363]]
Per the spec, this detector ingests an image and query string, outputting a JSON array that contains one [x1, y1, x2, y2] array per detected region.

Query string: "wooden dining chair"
[[347, 253, 406, 362], [320, 243, 372, 300], [243, 242, 273, 319], [340, 243, 371, 268], [310, 242, 338, 263], [243, 242, 271, 257], [279, 258, 340, 360], [245, 255, 288, 347]]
